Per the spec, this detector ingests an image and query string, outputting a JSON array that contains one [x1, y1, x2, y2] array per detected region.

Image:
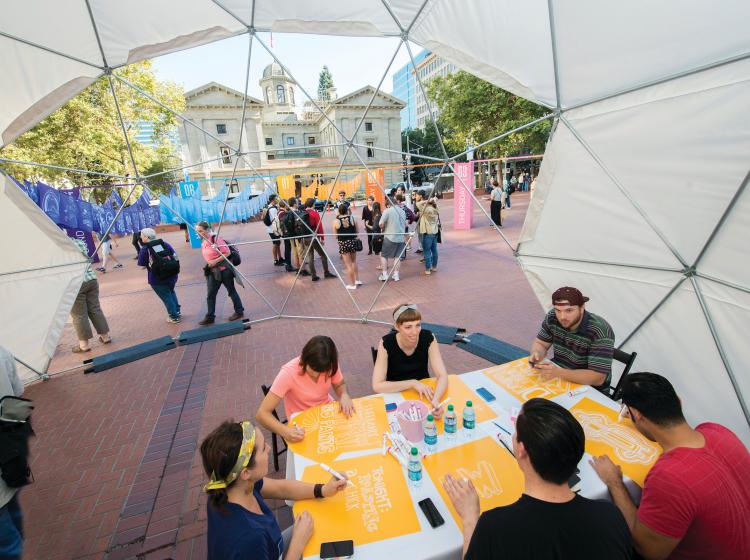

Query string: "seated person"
[[201, 420, 347, 560], [372, 303, 448, 417], [591, 372, 750, 560], [529, 286, 614, 391], [257, 336, 354, 443], [444, 398, 632, 559]]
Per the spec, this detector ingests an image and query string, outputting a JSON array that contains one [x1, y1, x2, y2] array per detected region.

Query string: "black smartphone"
[[320, 540, 354, 559], [418, 497, 445, 528]]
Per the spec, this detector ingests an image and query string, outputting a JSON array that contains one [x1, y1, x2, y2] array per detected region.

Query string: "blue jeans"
[[151, 282, 180, 319], [0, 494, 23, 560], [423, 234, 438, 270], [206, 268, 244, 318]]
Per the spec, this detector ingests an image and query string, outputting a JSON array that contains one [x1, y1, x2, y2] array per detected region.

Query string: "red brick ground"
[[20, 192, 542, 559]]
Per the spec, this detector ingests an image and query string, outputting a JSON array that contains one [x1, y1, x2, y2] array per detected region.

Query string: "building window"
[[265, 137, 273, 146], [216, 123, 227, 135], [308, 136, 316, 145], [289, 87, 295, 105], [276, 85, 285, 103], [366, 141, 374, 158], [365, 122, 373, 132], [220, 146, 231, 164], [286, 137, 295, 146], [267, 153, 276, 160]]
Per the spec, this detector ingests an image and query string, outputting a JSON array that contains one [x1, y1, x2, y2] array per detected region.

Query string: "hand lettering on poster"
[[572, 410, 659, 465], [456, 461, 503, 499]]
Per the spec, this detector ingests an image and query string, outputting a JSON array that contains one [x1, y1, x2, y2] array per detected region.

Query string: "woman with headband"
[[201, 420, 347, 560], [372, 303, 449, 417]]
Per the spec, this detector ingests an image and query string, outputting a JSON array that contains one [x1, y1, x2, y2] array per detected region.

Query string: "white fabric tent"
[[1, 0, 749, 442]]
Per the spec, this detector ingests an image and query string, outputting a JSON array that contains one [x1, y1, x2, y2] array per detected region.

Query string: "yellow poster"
[[401, 375, 497, 434], [276, 175, 295, 199], [570, 397, 661, 486], [294, 455, 420, 557], [423, 437, 524, 528], [483, 358, 581, 402], [288, 397, 389, 463]]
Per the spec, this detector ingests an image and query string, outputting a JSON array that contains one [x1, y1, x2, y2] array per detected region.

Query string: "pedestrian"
[[131, 230, 142, 259], [378, 195, 406, 282], [263, 194, 283, 266], [413, 190, 425, 254], [95, 231, 123, 272], [333, 204, 361, 289], [505, 177, 513, 209], [196, 221, 244, 326], [284, 197, 308, 276], [179, 222, 190, 243], [362, 195, 375, 255], [273, 201, 297, 273], [489, 179, 505, 227], [137, 228, 181, 323], [417, 195, 440, 275], [70, 237, 112, 352], [371, 201, 383, 259], [302, 198, 336, 281], [333, 190, 347, 211]]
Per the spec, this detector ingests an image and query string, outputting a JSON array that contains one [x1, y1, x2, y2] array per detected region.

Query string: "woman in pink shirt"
[[256, 336, 355, 443], [195, 221, 244, 326]]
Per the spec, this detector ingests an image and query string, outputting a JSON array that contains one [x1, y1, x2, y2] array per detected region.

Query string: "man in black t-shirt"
[[443, 399, 632, 559]]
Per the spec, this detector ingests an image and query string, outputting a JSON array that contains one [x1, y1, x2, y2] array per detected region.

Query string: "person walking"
[[333, 205, 361, 289], [131, 230, 142, 259], [505, 176, 513, 209], [301, 198, 336, 281], [378, 196, 406, 282], [263, 194, 283, 266], [137, 228, 181, 323], [413, 190, 425, 254], [489, 179, 505, 227], [283, 198, 305, 274], [362, 195, 375, 255], [417, 196, 440, 275], [95, 231, 123, 272], [70, 238, 112, 352], [371, 201, 383, 259], [196, 221, 244, 326]]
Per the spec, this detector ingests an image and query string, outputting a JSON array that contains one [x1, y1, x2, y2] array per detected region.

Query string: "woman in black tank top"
[[372, 303, 449, 417]]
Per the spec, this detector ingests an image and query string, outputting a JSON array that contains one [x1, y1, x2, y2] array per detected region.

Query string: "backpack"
[[0, 395, 35, 489], [210, 235, 241, 266], [274, 208, 289, 237], [146, 239, 180, 279], [401, 203, 416, 224], [287, 209, 311, 237], [261, 205, 273, 226]]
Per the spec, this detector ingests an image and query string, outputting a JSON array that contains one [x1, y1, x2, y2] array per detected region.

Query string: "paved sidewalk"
[[21, 192, 543, 559]]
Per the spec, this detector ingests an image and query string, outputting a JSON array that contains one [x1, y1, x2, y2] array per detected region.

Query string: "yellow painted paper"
[[294, 455, 420, 558], [423, 436, 524, 528], [401, 375, 497, 434], [483, 357, 581, 402], [288, 397, 389, 463], [570, 397, 661, 486], [276, 175, 295, 199]]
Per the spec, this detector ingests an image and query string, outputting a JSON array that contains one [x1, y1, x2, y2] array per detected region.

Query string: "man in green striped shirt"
[[529, 287, 614, 391]]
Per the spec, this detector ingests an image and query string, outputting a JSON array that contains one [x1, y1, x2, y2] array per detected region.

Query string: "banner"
[[178, 180, 203, 249], [65, 228, 99, 263], [276, 175, 295, 200], [453, 161, 474, 230], [364, 168, 385, 205]]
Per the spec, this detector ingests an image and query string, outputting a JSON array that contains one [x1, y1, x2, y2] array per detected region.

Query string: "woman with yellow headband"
[[200, 420, 347, 559], [372, 303, 449, 418]]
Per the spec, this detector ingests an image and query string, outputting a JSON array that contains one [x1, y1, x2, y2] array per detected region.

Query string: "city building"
[[392, 49, 428, 131], [133, 120, 179, 149]]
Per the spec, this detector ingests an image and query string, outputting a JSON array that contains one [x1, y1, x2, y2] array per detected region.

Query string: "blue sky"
[[152, 33, 421, 103]]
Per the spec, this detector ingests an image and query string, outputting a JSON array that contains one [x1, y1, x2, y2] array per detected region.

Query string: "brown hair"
[[197, 220, 210, 231], [395, 193, 405, 203], [393, 303, 421, 325], [304, 197, 315, 209], [200, 420, 255, 510], [299, 335, 339, 377]]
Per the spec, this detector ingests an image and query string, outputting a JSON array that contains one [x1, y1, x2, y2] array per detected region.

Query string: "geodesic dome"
[[1, 1, 749, 443]]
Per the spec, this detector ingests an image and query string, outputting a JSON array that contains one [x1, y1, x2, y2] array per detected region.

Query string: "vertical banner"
[[364, 168, 385, 205], [276, 175, 295, 200], [178, 180, 203, 249], [453, 161, 474, 230], [65, 228, 100, 263]]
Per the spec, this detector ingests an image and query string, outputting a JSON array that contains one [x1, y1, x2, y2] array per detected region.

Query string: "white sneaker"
[[393, 272, 400, 282], [378, 274, 388, 281], [346, 284, 357, 290], [355, 280, 363, 286]]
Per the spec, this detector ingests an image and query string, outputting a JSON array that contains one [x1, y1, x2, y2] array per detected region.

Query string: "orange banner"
[[276, 175, 295, 200], [364, 168, 385, 205], [287, 397, 389, 463], [570, 398, 660, 486], [423, 436, 524, 528], [482, 358, 581, 402], [294, 455, 421, 557]]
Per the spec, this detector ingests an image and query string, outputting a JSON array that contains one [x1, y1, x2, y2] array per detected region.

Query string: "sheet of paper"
[[483, 357, 581, 402]]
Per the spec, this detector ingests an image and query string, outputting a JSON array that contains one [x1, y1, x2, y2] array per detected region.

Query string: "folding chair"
[[610, 349, 637, 401], [261, 384, 288, 472]]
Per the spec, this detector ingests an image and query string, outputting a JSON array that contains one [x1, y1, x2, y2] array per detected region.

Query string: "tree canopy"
[[317, 65, 335, 101]]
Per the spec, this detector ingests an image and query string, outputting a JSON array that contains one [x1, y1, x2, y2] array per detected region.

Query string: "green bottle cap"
[[447, 404, 454, 411], [426, 414, 434, 422], [411, 447, 418, 455], [466, 400, 473, 407]]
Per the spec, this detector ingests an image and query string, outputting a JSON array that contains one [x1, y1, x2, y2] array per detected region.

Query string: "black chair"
[[610, 349, 637, 401], [261, 384, 288, 472]]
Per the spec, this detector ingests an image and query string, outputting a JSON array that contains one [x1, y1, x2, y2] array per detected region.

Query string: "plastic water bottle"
[[462, 400, 476, 439], [408, 447, 422, 488], [444, 404, 457, 440], [423, 414, 438, 452]]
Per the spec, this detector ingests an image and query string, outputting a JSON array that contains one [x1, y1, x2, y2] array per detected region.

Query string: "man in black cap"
[[528, 286, 615, 391]]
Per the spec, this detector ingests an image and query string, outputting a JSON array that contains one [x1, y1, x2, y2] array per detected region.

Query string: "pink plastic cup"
[[397, 400, 430, 442]]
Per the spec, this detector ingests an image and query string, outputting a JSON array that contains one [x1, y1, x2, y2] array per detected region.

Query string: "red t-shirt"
[[637, 423, 750, 559], [306, 209, 324, 242]]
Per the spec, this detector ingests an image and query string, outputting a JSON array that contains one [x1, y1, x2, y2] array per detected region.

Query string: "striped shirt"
[[537, 309, 614, 388], [72, 238, 97, 282]]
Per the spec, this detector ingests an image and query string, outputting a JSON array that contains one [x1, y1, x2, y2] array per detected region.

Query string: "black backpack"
[[261, 205, 273, 226], [0, 396, 34, 489], [146, 239, 180, 279], [211, 235, 241, 266], [287, 209, 311, 237]]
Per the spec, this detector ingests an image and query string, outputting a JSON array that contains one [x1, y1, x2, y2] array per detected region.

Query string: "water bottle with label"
[[408, 447, 422, 488], [462, 400, 476, 439], [444, 404, 458, 439], [423, 414, 438, 452]]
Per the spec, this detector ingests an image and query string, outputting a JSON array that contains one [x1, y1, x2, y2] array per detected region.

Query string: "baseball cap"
[[552, 287, 589, 306]]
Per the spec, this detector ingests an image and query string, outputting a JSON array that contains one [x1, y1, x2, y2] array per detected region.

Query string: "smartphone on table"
[[320, 540, 354, 559]]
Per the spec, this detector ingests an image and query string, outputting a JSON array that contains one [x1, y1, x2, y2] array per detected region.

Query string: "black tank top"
[[382, 329, 434, 382], [336, 216, 356, 238]]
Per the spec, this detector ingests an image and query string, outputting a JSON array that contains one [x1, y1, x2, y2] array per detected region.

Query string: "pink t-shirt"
[[269, 357, 344, 418], [201, 236, 230, 270]]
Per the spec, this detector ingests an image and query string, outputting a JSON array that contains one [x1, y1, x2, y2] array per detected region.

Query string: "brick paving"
[[20, 192, 543, 559]]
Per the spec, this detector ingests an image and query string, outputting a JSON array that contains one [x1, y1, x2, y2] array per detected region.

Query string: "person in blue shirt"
[[200, 420, 347, 560]]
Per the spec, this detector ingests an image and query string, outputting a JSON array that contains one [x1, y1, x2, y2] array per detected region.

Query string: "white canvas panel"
[[411, 0, 555, 107], [625, 281, 750, 444], [518, 122, 682, 269], [553, 0, 750, 107], [565, 58, 750, 265]]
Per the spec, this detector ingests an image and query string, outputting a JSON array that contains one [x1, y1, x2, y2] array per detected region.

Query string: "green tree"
[[317, 65, 335, 101], [427, 71, 551, 159], [0, 60, 185, 192]]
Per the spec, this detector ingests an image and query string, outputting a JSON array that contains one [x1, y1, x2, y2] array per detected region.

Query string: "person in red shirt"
[[591, 372, 750, 560], [195, 221, 244, 325], [302, 198, 335, 281]]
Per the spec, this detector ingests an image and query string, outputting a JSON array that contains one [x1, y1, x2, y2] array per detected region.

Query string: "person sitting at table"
[[371, 303, 449, 417], [257, 335, 355, 443], [529, 286, 615, 392], [590, 372, 750, 560], [201, 419, 347, 560], [444, 398, 632, 559]]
